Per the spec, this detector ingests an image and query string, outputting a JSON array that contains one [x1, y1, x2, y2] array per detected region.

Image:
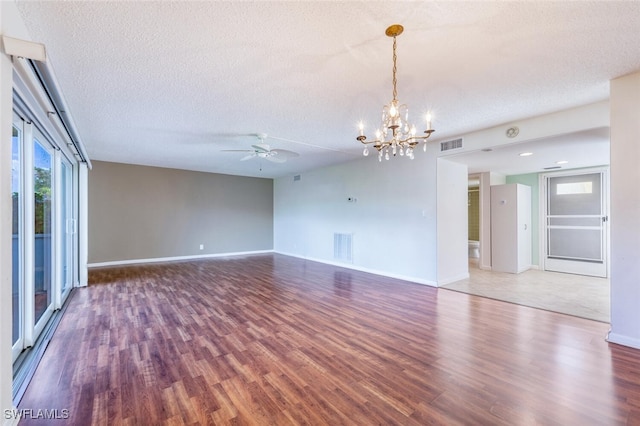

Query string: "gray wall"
[[88, 161, 273, 264]]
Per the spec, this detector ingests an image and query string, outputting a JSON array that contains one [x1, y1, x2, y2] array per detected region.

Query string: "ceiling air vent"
[[440, 138, 463, 152], [293, 175, 301, 182], [543, 166, 562, 170]]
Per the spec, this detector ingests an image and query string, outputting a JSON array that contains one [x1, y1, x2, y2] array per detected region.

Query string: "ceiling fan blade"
[[271, 149, 299, 158], [240, 154, 255, 161], [221, 149, 253, 153], [265, 155, 287, 163]]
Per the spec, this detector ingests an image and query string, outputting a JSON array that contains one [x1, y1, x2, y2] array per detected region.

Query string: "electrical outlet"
[[199, 244, 204, 250]]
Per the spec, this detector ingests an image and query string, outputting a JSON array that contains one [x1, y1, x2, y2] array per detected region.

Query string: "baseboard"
[[274, 251, 438, 287], [88, 250, 274, 268], [606, 331, 640, 350], [437, 272, 470, 286]]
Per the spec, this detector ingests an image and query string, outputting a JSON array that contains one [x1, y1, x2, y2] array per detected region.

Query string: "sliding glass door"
[[11, 110, 78, 362], [33, 133, 54, 335]]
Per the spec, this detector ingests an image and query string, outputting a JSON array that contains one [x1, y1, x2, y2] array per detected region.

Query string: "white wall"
[[274, 143, 439, 285], [478, 172, 492, 270], [608, 71, 640, 349], [437, 101, 609, 158], [443, 102, 608, 274], [436, 158, 469, 284], [1, 2, 30, 422]]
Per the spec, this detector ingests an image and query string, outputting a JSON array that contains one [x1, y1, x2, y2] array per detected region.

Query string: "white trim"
[[438, 273, 470, 286], [87, 250, 274, 268], [12, 59, 78, 164], [22, 121, 34, 348], [606, 332, 640, 350], [53, 150, 62, 310], [78, 164, 88, 286], [275, 251, 439, 287]]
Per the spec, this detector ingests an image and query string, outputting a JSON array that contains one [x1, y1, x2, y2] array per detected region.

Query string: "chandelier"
[[357, 24, 435, 161]]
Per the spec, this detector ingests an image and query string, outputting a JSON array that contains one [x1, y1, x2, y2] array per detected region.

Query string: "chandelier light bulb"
[[426, 113, 432, 131], [358, 122, 365, 136]]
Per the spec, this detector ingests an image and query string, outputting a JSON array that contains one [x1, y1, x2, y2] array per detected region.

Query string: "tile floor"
[[442, 261, 610, 323]]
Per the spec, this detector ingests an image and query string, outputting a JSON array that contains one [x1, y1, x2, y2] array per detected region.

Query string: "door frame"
[[539, 166, 610, 277]]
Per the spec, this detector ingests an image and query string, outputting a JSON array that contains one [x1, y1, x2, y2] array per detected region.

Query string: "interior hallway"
[[442, 262, 610, 323]]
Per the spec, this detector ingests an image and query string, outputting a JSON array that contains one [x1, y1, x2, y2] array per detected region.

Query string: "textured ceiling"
[[14, 1, 640, 178]]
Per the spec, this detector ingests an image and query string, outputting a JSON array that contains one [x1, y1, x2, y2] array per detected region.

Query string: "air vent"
[[333, 233, 353, 263], [543, 166, 562, 170], [440, 138, 463, 152], [293, 175, 301, 182]]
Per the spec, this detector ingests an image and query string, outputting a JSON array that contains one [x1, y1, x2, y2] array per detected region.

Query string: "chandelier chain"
[[392, 36, 398, 101]]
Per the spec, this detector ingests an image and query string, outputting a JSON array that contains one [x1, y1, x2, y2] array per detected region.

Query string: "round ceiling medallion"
[[385, 24, 404, 37]]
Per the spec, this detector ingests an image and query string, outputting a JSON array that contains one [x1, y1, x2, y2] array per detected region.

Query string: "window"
[[556, 181, 593, 195]]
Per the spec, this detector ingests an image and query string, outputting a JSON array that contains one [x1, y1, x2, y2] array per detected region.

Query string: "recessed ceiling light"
[[519, 152, 533, 157], [556, 160, 569, 164]]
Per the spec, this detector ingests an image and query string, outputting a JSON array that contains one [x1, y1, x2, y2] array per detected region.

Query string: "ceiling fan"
[[222, 133, 299, 163]]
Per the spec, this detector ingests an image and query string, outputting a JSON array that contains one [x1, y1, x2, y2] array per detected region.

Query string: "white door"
[[543, 169, 608, 277]]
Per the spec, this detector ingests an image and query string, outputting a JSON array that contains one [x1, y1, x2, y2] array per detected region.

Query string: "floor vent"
[[333, 233, 353, 263], [440, 138, 463, 152]]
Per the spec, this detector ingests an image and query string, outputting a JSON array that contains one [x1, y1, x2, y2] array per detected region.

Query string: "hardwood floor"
[[18, 254, 640, 425]]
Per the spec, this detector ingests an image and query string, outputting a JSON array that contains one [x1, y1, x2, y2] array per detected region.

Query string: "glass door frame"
[[54, 155, 76, 308], [30, 127, 56, 343], [12, 113, 25, 362]]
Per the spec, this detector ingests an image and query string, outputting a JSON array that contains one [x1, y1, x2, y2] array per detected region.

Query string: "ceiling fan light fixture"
[[357, 24, 436, 161]]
